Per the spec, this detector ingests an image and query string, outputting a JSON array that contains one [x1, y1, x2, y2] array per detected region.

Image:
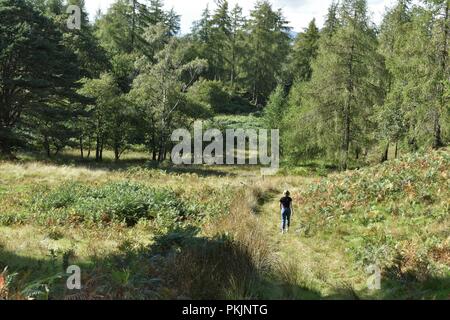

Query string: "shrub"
[[0, 211, 29, 226], [187, 79, 231, 114], [31, 181, 195, 226]]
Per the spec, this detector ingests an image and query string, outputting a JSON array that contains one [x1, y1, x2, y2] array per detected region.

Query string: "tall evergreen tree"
[[382, 1, 449, 150], [0, 0, 80, 156], [229, 4, 246, 88], [264, 85, 287, 130], [426, 0, 449, 148], [210, 0, 232, 81], [95, 0, 178, 55], [377, 0, 412, 160], [191, 6, 214, 80], [289, 19, 320, 83], [284, 0, 386, 169], [323, 1, 340, 36], [244, 1, 291, 106]]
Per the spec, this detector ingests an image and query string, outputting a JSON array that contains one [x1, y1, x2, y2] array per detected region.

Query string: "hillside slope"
[[260, 149, 449, 299]]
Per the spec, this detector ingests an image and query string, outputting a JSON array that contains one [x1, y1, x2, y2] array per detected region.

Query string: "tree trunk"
[[163, 144, 168, 161], [54, 145, 62, 156], [230, 41, 236, 88], [341, 106, 351, 171], [114, 143, 120, 162], [341, 22, 356, 172], [44, 135, 51, 158], [100, 137, 104, 161], [157, 132, 165, 162], [434, 0, 449, 149], [381, 141, 390, 163], [0, 132, 13, 158], [151, 131, 157, 161], [87, 135, 91, 159], [96, 135, 100, 162], [80, 136, 84, 159], [157, 147, 163, 162], [394, 141, 399, 159], [433, 115, 443, 149]]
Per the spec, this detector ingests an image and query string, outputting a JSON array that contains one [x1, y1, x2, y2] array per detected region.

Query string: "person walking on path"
[[280, 190, 293, 234]]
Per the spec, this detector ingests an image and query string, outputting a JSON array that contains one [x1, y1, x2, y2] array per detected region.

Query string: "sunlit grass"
[[0, 148, 448, 299]]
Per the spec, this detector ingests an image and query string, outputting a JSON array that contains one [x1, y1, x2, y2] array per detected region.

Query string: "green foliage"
[[287, 19, 320, 83], [79, 73, 133, 161], [31, 181, 195, 227], [282, 81, 323, 163], [0, 211, 29, 226], [213, 114, 264, 130], [128, 24, 208, 160], [94, 0, 179, 55], [298, 149, 450, 285], [378, 0, 449, 150], [19, 273, 64, 300], [263, 85, 287, 130], [191, 1, 246, 88], [0, 0, 80, 155], [187, 80, 231, 114], [244, 1, 292, 106], [283, 0, 386, 169]]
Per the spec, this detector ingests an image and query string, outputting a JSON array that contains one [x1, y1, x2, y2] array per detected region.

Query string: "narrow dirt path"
[[257, 181, 364, 298]]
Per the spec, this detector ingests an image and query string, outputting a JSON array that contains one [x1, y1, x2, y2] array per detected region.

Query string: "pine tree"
[[0, 0, 80, 156], [165, 8, 181, 36], [377, 0, 412, 160], [229, 4, 246, 88], [426, 0, 449, 148], [264, 85, 287, 130], [244, 1, 291, 106], [210, 0, 232, 81], [96, 0, 178, 55], [323, 1, 340, 36], [191, 6, 214, 80], [382, 1, 449, 150], [290, 19, 320, 83], [284, 0, 385, 169], [148, 0, 165, 25]]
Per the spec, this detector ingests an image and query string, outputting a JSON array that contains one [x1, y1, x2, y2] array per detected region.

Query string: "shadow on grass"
[[160, 165, 235, 177], [374, 263, 450, 300], [325, 264, 450, 300], [0, 226, 322, 300], [2, 227, 448, 300], [0, 246, 69, 299]]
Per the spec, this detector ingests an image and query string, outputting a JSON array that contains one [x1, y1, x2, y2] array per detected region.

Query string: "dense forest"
[[0, 0, 449, 168]]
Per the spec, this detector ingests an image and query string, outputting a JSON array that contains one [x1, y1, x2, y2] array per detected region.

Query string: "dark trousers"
[[281, 208, 291, 231]]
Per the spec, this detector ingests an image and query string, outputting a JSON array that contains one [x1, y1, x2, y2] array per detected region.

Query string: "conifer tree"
[[244, 1, 291, 106]]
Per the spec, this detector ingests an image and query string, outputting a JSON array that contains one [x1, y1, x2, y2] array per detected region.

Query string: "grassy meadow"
[[0, 146, 448, 300]]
